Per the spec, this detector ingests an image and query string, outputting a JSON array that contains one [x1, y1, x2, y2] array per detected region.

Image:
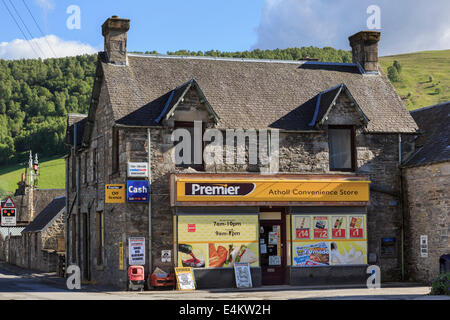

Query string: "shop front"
[[170, 174, 371, 288]]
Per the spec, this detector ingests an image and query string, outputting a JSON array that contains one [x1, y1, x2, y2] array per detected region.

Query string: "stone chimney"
[[348, 31, 381, 73], [102, 16, 130, 65]]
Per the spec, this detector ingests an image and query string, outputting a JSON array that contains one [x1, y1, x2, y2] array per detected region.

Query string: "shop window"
[[173, 121, 205, 171], [328, 126, 355, 171], [97, 211, 104, 265]]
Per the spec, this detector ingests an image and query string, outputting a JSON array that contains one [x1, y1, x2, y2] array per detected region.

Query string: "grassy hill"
[[379, 50, 450, 110], [0, 156, 65, 196]]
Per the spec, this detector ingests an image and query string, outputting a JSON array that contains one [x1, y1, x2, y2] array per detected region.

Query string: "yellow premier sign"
[[176, 179, 370, 203], [105, 184, 126, 204]]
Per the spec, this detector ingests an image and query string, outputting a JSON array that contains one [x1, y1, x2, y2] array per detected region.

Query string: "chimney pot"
[[102, 16, 130, 65], [349, 31, 380, 73]]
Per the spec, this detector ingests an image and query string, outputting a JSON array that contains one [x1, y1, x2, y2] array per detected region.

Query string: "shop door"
[[260, 219, 286, 285]]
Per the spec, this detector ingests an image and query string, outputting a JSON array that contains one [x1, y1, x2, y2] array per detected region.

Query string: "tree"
[[393, 60, 402, 74], [387, 66, 400, 82]]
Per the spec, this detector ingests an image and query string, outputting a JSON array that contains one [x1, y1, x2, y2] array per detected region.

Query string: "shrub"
[[430, 272, 450, 296], [387, 66, 400, 82]]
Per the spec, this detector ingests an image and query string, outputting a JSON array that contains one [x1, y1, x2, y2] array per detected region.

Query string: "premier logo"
[[185, 183, 256, 196]]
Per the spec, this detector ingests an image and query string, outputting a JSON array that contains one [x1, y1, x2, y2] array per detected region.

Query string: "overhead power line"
[[22, 0, 57, 58], [7, 0, 47, 58], [1, 0, 40, 59]]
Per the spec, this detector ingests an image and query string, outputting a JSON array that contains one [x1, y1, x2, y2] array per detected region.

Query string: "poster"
[[128, 237, 145, 265], [349, 216, 364, 239], [331, 216, 346, 239], [313, 216, 329, 239], [330, 241, 367, 265], [292, 215, 367, 267], [178, 215, 259, 268], [175, 267, 196, 291], [293, 242, 330, 266], [295, 216, 311, 239], [234, 263, 253, 288]]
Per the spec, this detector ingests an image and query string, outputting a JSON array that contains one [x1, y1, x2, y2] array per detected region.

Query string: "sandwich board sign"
[[175, 267, 196, 291], [234, 262, 253, 288], [1, 196, 17, 227]]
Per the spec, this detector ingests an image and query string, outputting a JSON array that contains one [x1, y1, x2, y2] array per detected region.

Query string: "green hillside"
[[0, 157, 65, 196], [379, 50, 450, 110]]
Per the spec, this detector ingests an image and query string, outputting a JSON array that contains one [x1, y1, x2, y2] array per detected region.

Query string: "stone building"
[[403, 102, 450, 283], [66, 16, 419, 289], [1, 196, 66, 273]]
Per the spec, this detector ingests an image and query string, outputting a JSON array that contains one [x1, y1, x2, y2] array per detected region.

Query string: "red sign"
[[296, 229, 310, 239], [332, 228, 346, 239], [187, 224, 196, 233], [350, 228, 363, 239], [314, 229, 328, 239]]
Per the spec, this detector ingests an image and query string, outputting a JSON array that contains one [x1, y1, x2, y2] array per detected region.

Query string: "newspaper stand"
[[128, 266, 145, 291]]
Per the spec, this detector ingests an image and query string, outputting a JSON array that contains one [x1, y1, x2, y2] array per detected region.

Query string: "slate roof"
[[67, 114, 88, 147], [22, 196, 66, 233], [403, 102, 450, 167], [98, 54, 418, 133]]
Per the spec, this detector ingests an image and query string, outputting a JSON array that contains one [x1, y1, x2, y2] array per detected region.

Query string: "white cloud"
[[253, 0, 450, 56], [0, 35, 98, 60]]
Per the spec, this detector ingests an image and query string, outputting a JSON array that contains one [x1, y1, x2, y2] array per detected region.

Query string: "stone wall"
[[404, 161, 450, 283]]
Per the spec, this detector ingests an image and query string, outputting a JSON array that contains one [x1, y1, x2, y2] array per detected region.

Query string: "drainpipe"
[[147, 129, 153, 276], [399, 134, 405, 281]]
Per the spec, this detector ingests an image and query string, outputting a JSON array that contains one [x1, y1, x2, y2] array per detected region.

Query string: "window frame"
[[173, 121, 205, 171], [328, 125, 356, 172]]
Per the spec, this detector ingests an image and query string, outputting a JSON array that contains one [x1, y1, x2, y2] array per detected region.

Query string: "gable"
[[318, 85, 369, 127]]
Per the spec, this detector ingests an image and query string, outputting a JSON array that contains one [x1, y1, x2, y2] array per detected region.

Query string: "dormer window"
[[328, 125, 356, 172]]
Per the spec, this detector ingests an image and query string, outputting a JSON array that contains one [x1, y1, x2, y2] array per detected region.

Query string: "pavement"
[[0, 261, 449, 300]]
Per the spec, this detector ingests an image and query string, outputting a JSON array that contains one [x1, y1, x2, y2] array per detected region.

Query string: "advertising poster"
[[313, 216, 329, 239], [295, 216, 311, 239], [292, 215, 367, 267], [177, 215, 259, 269], [330, 241, 367, 265], [331, 216, 346, 239], [293, 242, 330, 266], [128, 237, 145, 265], [349, 216, 364, 239]]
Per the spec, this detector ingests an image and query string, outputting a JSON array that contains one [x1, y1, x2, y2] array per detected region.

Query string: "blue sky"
[[1, 0, 449, 60]]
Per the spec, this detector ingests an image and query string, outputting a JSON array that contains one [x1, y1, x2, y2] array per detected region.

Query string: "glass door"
[[260, 219, 286, 285]]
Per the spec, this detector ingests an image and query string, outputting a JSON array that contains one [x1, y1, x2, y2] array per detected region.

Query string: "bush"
[[430, 272, 450, 295], [387, 66, 400, 82]]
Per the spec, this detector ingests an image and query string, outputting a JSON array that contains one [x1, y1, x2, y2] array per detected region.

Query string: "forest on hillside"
[[0, 55, 96, 165], [0, 47, 352, 166]]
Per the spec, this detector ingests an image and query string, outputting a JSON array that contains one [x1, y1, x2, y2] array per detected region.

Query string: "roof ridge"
[[411, 101, 450, 113], [127, 53, 360, 67]]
